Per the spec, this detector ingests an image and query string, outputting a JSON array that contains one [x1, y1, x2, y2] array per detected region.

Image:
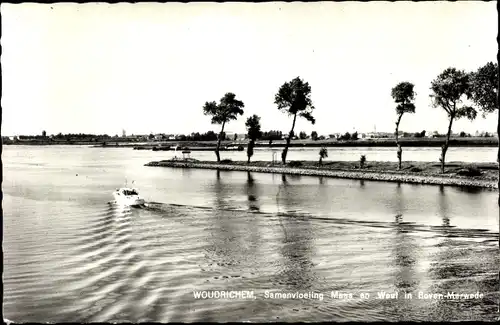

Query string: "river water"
[[2, 146, 499, 322]]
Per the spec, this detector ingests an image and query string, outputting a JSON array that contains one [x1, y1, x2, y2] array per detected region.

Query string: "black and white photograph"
[[2, 1, 499, 322]]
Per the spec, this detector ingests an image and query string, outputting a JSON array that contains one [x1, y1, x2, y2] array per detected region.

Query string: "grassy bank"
[[145, 159, 498, 189]]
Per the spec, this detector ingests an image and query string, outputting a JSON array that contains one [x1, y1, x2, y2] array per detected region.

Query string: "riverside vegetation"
[[145, 62, 498, 192], [193, 63, 498, 175]]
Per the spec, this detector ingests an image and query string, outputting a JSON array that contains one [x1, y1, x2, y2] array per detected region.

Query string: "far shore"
[[144, 159, 499, 190], [106, 137, 500, 148], [4, 136, 499, 148]]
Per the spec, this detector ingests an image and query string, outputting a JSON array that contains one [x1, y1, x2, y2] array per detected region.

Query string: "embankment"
[[144, 160, 498, 189]]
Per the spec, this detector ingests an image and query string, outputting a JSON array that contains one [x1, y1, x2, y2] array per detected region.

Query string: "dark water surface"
[[3, 146, 499, 322]]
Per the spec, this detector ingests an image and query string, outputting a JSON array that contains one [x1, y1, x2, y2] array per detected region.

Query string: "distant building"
[[365, 132, 393, 139], [225, 132, 245, 141], [154, 133, 165, 141], [126, 134, 146, 140]]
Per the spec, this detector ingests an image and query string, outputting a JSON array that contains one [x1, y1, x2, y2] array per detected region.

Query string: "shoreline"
[[144, 160, 498, 190], [4, 137, 498, 148]]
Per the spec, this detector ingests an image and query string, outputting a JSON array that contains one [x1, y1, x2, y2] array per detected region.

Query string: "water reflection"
[[181, 168, 192, 177], [205, 171, 260, 275], [426, 186, 499, 321], [438, 185, 451, 235], [427, 186, 462, 320], [455, 186, 484, 194], [246, 172, 260, 212], [281, 174, 288, 185], [273, 175, 317, 290], [390, 185, 419, 293], [205, 171, 242, 269], [288, 174, 302, 181]]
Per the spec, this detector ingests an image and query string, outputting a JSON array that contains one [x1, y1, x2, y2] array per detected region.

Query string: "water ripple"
[[3, 169, 499, 322]]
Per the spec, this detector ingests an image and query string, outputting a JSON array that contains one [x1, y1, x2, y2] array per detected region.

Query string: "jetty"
[[144, 160, 498, 189]]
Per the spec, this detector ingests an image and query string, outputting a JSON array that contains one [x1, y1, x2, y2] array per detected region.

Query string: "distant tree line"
[[260, 130, 284, 141], [338, 132, 359, 141], [175, 131, 219, 141], [17, 133, 112, 141]]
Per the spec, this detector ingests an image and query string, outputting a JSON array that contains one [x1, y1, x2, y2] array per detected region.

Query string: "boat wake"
[[107, 201, 146, 208], [136, 201, 499, 240]]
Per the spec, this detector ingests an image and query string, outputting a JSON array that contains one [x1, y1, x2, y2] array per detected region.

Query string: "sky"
[[1, 2, 498, 137]]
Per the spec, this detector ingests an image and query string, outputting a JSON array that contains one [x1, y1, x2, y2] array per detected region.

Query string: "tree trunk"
[[441, 115, 454, 174], [282, 113, 297, 164], [319, 157, 322, 166], [215, 121, 226, 162], [497, 101, 499, 206], [395, 113, 403, 170]]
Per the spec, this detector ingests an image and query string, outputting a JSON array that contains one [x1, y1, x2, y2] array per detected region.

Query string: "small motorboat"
[[113, 187, 145, 207]]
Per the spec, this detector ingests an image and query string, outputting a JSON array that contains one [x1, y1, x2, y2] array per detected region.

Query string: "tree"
[[469, 62, 498, 205], [204, 130, 218, 141], [360, 154, 367, 169], [318, 147, 328, 166], [469, 62, 498, 116], [275, 77, 315, 163], [245, 114, 262, 163], [299, 131, 307, 139], [340, 132, 351, 141], [203, 92, 244, 162], [311, 131, 318, 141], [42, 130, 47, 137], [234, 133, 238, 141], [430, 68, 477, 173], [351, 131, 358, 140], [391, 81, 416, 170]]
